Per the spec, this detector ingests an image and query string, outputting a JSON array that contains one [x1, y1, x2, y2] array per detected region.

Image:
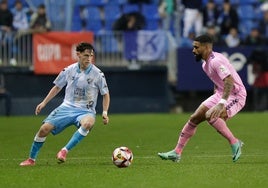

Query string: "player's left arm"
[[102, 92, 110, 125], [209, 75, 234, 120], [222, 75, 234, 101]]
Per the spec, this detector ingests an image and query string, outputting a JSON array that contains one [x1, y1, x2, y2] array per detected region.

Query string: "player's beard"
[[194, 54, 202, 62]]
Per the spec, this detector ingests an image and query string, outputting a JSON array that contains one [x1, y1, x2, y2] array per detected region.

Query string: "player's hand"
[[102, 114, 109, 125], [102, 111, 109, 125], [207, 104, 225, 121], [35, 102, 46, 115]]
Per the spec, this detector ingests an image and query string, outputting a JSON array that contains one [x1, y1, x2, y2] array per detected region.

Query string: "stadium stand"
[[106, 0, 127, 5], [104, 4, 121, 21], [0, 0, 266, 67], [237, 4, 256, 20], [145, 18, 159, 30], [122, 3, 139, 13], [88, 0, 106, 7], [239, 0, 259, 5], [74, 0, 90, 6], [141, 3, 159, 20]]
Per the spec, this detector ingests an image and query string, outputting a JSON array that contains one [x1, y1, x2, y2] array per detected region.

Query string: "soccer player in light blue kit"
[[20, 42, 110, 166]]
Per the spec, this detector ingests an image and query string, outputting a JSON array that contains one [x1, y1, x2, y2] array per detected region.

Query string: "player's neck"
[[78, 63, 91, 72], [204, 50, 213, 62]]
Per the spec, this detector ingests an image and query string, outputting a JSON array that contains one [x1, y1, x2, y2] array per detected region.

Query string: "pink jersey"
[[202, 51, 247, 97]]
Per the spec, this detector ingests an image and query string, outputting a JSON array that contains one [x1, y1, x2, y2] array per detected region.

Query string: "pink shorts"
[[202, 92, 246, 118]]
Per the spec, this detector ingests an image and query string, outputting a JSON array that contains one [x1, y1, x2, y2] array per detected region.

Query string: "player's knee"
[[38, 129, 50, 137], [80, 116, 95, 131], [220, 110, 228, 120], [189, 113, 205, 125], [205, 111, 211, 121], [83, 122, 94, 130], [38, 124, 53, 137]]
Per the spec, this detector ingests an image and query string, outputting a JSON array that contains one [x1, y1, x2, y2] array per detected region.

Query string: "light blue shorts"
[[43, 104, 95, 135]]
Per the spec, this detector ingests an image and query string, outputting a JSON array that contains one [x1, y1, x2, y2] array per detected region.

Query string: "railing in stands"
[[0, 31, 168, 69], [0, 33, 32, 68]]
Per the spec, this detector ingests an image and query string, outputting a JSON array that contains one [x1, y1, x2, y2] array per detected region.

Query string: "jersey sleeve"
[[97, 71, 109, 95], [53, 68, 68, 88], [213, 58, 231, 80]]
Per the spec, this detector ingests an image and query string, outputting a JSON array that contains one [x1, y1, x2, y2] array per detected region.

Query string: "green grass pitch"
[[0, 112, 267, 188]]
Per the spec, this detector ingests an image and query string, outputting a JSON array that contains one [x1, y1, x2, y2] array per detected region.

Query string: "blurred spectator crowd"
[[1, 0, 268, 50], [0, 0, 51, 65], [71, 0, 268, 48]]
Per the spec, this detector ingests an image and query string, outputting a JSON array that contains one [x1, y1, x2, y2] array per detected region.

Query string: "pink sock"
[[208, 118, 238, 144], [175, 121, 197, 154]]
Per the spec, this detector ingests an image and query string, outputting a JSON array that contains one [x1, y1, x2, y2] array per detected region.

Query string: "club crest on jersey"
[[87, 78, 93, 84], [219, 65, 228, 74]]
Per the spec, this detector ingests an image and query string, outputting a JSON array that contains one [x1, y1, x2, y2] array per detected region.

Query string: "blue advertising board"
[[124, 30, 167, 61], [177, 46, 257, 91]]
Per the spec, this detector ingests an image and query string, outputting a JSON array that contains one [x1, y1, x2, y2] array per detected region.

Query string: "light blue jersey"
[[43, 63, 109, 134], [54, 62, 109, 114]]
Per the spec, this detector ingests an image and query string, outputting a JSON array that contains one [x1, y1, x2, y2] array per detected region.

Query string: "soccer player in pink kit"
[[158, 34, 246, 162]]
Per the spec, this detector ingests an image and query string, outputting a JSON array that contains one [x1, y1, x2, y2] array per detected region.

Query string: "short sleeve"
[[53, 68, 68, 88], [212, 59, 231, 80], [98, 71, 109, 95]]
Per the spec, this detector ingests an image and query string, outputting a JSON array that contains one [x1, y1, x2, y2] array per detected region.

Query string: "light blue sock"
[[29, 135, 46, 160], [65, 127, 88, 151], [30, 141, 44, 159]]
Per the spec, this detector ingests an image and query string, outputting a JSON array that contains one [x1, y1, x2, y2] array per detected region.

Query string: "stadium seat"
[[145, 19, 160, 30], [103, 5, 121, 31], [104, 19, 115, 31], [8, 0, 28, 7], [239, 20, 258, 38], [229, 0, 239, 5], [239, 0, 259, 5], [106, 0, 127, 5], [71, 20, 83, 31], [213, 0, 224, 5], [72, 6, 81, 19], [86, 19, 103, 34], [237, 5, 256, 20], [122, 4, 139, 14], [75, 0, 90, 6], [104, 5, 121, 21], [88, 0, 106, 7], [27, 0, 45, 7], [151, 0, 160, 4], [208, 0, 239, 5], [48, 5, 64, 22], [87, 6, 102, 20], [141, 4, 160, 20]]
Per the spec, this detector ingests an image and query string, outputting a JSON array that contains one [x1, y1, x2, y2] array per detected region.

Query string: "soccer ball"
[[112, 146, 133, 168]]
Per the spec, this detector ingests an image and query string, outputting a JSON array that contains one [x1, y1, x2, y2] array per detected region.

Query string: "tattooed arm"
[[207, 75, 234, 120], [222, 75, 234, 101]]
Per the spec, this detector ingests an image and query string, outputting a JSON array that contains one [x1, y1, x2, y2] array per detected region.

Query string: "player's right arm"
[[35, 85, 62, 115]]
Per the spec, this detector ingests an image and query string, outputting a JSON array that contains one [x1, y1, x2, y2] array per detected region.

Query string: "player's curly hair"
[[76, 42, 95, 53], [194, 35, 213, 44]]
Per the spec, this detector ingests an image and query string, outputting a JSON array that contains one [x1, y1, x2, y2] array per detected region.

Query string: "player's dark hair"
[[194, 35, 213, 44], [76, 42, 95, 53]]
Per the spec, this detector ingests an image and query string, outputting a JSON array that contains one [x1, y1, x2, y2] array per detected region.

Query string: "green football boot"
[[158, 150, 181, 162], [231, 140, 244, 162]]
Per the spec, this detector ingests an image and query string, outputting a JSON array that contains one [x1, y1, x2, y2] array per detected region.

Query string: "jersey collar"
[[76, 62, 93, 74]]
